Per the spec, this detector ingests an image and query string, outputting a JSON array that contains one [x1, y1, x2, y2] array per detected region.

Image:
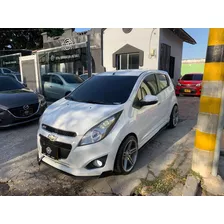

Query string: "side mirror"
[[140, 95, 158, 107]]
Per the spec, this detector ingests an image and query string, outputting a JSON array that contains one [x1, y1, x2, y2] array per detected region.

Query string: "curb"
[[182, 174, 200, 196]]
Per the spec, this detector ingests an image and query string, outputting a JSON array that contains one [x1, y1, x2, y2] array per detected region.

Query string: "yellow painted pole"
[[192, 28, 224, 177]]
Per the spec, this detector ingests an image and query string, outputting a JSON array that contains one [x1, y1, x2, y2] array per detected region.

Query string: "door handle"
[[157, 101, 161, 105]]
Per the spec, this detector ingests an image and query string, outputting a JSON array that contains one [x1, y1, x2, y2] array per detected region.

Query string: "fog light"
[[93, 160, 103, 168], [86, 155, 108, 170]]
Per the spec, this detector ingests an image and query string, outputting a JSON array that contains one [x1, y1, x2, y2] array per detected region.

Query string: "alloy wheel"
[[122, 139, 138, 172]]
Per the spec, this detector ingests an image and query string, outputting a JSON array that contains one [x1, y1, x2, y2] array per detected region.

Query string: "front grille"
[[9, 103, 39, 117], [181, 84, 196, 88], [40, 134, 72, 159], [42, 124, 77, 137]]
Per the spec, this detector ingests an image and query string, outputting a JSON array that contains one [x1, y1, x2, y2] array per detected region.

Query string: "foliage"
[[0, 28, 65, 50]]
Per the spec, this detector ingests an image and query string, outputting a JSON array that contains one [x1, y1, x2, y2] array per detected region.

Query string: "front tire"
[[114, 136, 138, 175], [168, 105, 179, 128]]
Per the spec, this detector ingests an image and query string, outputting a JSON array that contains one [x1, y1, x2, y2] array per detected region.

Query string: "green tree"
[[0, 28, 64, 50]]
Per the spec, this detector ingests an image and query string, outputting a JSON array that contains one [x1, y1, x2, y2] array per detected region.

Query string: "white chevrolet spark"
[[37, 70, 178, 176]]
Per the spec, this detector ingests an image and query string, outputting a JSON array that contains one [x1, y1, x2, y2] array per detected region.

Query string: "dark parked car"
[[0, 76, 47, 128], [79, 73, 97, 81]]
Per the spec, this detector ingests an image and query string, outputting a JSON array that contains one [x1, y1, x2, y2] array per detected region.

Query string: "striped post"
[[192, 28, 224, 177]]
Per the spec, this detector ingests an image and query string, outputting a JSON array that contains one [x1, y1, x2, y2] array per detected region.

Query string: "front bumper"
[[37, 127, 122, 176], [0, 103, 47, 128], [175, 86, 201, 96]]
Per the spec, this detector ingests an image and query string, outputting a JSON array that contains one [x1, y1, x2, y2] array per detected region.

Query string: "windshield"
[[61, 74, 83, 84], [182, 74, 203, 81], [0, 77, 24, 91], [67, 75, 138, 105]]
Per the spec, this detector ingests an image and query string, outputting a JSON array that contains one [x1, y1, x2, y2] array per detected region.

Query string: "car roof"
[[183, 73, 203, 75], [96, 69, 168, 77], [44, 72, 74, 75]]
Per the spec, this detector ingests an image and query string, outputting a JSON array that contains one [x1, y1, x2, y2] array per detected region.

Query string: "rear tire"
[[168, 105, 179, 128], [114, 136, 138, 175]]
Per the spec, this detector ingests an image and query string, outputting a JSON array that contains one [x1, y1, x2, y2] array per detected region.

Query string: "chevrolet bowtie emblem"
[[48, 134, 57, 142]]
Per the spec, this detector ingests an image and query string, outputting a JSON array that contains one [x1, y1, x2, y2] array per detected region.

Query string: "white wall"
[[159, 29, 183, 84], [103, 28, 160, 71]]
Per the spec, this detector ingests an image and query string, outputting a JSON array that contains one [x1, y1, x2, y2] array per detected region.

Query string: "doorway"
[[169, 56, 175, 79]]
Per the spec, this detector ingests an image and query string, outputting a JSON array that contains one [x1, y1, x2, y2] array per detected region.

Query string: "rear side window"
[[157, 73, 169, 91], [3, 68, 11, 74]]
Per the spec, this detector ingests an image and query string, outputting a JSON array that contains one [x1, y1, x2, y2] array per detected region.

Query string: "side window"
[[133, 75, 154, 108], [144, 74, 159, 95], [3, 68, 11, 74], [52, 75, 63, 85], [156, 73, 169, 92], [42, 75, 50, 82], [141, 82, 151, 99]]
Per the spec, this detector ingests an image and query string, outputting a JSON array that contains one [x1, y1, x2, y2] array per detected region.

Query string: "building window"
[[116, 53, 140, 70]]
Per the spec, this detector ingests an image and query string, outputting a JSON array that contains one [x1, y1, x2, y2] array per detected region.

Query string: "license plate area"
[[184, 89, 191, 93], [42, 145, 59, 160]]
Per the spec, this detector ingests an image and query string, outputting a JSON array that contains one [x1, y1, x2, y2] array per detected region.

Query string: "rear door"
[[42, 74, 52, 99], [155, 73, 172, 125]]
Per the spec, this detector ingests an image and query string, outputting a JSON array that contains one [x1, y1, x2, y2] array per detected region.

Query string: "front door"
[[132, 73, 160, 145], [155, 73, 171, 125], [50, 75, 65, 100]]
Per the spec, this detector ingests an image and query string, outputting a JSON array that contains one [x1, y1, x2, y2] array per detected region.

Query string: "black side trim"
[[206, 45, 224, 63], [42, 124, 77, 137]]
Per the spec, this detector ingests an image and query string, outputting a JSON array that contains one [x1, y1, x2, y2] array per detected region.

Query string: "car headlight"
[[79, 111, 123, 146], [38, 94, 46, 107], [196, 83, 201, 87], [177, 83, 181, 86]]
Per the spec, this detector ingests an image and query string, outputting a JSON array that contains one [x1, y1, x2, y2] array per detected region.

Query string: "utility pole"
[[87, 34, 92, 78], [192, 28, 224, 177]]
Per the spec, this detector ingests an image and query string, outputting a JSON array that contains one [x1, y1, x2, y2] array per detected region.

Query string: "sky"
[[75, 28, 209, 60]]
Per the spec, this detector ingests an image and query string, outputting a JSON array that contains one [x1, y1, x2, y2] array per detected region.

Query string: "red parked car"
[[175, 73, 203, 96]]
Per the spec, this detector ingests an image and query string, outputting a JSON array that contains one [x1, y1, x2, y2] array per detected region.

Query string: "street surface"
[[0, 96, 200, 195]]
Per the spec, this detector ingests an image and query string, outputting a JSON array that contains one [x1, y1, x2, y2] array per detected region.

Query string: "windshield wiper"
[[83, 100, 107, 105]]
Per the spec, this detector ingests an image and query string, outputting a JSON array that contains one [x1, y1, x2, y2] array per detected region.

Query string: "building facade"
[[41, 28, 196, 83]]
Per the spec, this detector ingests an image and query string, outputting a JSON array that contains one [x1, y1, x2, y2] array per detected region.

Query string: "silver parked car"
[[42, 72, 83, 100]]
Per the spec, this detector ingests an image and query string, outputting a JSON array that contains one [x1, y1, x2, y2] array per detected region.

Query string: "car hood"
[[179, 80, 201, 85], [0, 88, 38, 109], [41, 98, 124, 135]]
